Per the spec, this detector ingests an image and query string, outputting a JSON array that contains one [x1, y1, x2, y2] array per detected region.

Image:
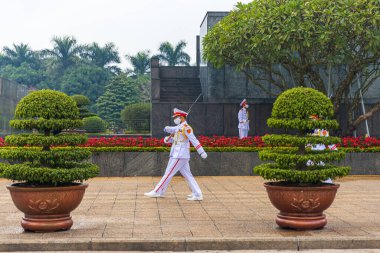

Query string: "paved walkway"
[[0, 176, 379, 251]]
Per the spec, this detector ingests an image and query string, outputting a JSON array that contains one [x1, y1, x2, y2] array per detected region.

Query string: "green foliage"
[[121, 103, 151, 132], [254, 163, 351, 184], [10, 119, 83, 131], [5, 133, 87, 146], [96, 74, 140, 128], [0, 89, 99, 185], [263, 135, 341, 146], [156, 41, 191, 66], [0, 63, 45, 87], [259, 149, 346, 166], [62, 63, 112, 103], [126, 51, 151, 76], [14, 90, 79, 120], [253, 88, 350, 184], [82, 116, 106, 133], [71, 94, 96, 119], [271, 88, 334, 120], [1, 163, 99, 185], [202, 0, 380, 135], [71, 95, 90, 107], [0, 148, 92, 166]]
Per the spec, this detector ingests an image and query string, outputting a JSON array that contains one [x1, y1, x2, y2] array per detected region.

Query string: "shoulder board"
[[184, 124, 193, 134]]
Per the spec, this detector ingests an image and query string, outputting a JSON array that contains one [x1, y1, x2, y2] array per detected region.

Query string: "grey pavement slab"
[[0, 176, 379, 251]]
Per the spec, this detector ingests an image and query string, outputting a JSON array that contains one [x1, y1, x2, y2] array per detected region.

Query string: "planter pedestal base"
[[276, 213, 326, 230], [22, 215, 73, 232]]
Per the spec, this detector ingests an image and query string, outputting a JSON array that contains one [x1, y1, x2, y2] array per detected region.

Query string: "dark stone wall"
[[152, 102, 380, 138], [89, 152, 380, 177], [0, 78, 29, 134]]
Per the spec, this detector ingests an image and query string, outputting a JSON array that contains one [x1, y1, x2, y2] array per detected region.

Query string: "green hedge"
[[1, 163, 99, 185], [10, 119, 83, 131], [263, 134, 341, 146], [5, 133, 87, 146], [0, 148, 92, 166], [259, 149, 346, 165], [82, 116, 106, 133], [254, 163, 351, 184]]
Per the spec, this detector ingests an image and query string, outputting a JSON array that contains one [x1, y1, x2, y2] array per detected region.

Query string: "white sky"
[[0, 0, 251, 68]]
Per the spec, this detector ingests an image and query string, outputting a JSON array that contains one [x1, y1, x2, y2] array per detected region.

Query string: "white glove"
[[164, 126, 170, 133], [201, 152, 208, 159], [164, 136, 171, 144]]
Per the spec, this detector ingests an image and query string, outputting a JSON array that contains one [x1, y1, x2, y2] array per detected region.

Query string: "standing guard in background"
[[144, 108, 207, 201], [238, 99, 250, 139]]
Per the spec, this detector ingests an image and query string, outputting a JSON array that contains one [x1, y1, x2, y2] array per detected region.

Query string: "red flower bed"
[[0, 136, 379, 148], [339, 136, 380, 148], [81, 135, 264, 147]]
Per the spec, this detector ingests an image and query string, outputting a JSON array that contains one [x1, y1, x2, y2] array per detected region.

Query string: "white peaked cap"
[[172, 108, 188, 118], [240, 99, 247, 107]]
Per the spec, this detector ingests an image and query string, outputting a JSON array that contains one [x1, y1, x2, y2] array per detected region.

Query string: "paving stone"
[[0, 176, 379, 251]]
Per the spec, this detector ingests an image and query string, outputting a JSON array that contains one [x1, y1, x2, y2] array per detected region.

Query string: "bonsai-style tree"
[[254, 87, 350, 184], [0, 90, 99, 186]]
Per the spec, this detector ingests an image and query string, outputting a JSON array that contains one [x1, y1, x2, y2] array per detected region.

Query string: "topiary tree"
[[0, 90, 99, 186], [121, 103, 151, 132], [82, 116, 106, 133], [71, 94, 96, 119], [254, 87, 350, 184]]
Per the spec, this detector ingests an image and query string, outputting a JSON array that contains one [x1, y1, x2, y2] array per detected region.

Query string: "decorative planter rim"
[[264, 182, 339, 191], [6, 183, 88, 192]]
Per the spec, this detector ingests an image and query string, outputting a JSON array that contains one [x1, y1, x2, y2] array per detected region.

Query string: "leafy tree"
[[2, 43, 38, 67], [126, 50, 150, 76], [42, 36, 83, 71], [0, 63, 45, 87], [203, 0, 380, 136], [96, 74, 139, 129], [156, 41, 190, 66], [81, 42, 121, 73], [61, 63, 111, 103]]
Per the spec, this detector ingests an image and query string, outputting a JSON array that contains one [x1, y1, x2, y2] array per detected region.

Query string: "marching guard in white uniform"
[[144, 108, 207, 201], [238, 99, 250, 139]]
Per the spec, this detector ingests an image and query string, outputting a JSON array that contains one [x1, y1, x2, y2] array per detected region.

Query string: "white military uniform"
[[306, 128, 336, 183], [238, 99, 250, 139], [146, 108, 206, 200]]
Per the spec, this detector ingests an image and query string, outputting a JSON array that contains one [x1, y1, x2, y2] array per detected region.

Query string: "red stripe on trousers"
[[155, 159, 179, 192]]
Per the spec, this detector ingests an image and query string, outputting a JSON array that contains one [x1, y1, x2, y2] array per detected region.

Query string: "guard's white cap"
[[172, 108, 188, 118], [240, 99, 247, 107]]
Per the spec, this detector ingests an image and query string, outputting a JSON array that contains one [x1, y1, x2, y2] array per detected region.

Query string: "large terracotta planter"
[[7, 183, 88, 232], [264, 182, 339, 230]]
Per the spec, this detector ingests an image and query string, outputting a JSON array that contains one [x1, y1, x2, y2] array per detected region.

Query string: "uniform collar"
[[178, 121, 187, 128]]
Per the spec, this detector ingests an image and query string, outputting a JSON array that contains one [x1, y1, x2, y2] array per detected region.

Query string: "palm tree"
[[42, 36, 82, 70], [156, 41, 190, 66], [126, 50, 151, 76], [2, 43, 36, 67], [81, 42, 120, 70]]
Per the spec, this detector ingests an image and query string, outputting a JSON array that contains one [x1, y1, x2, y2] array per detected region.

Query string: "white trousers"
[[153, 158, 202, 197], [239, 128, 249, 139]]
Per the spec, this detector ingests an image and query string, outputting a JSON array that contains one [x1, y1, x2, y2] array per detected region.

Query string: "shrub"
[[121, 103, 151, 132], [0, 90, 99, 185], [82, 116, 106, 133], [254, 87, 350, 184], [71, 94, 96, 119]]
